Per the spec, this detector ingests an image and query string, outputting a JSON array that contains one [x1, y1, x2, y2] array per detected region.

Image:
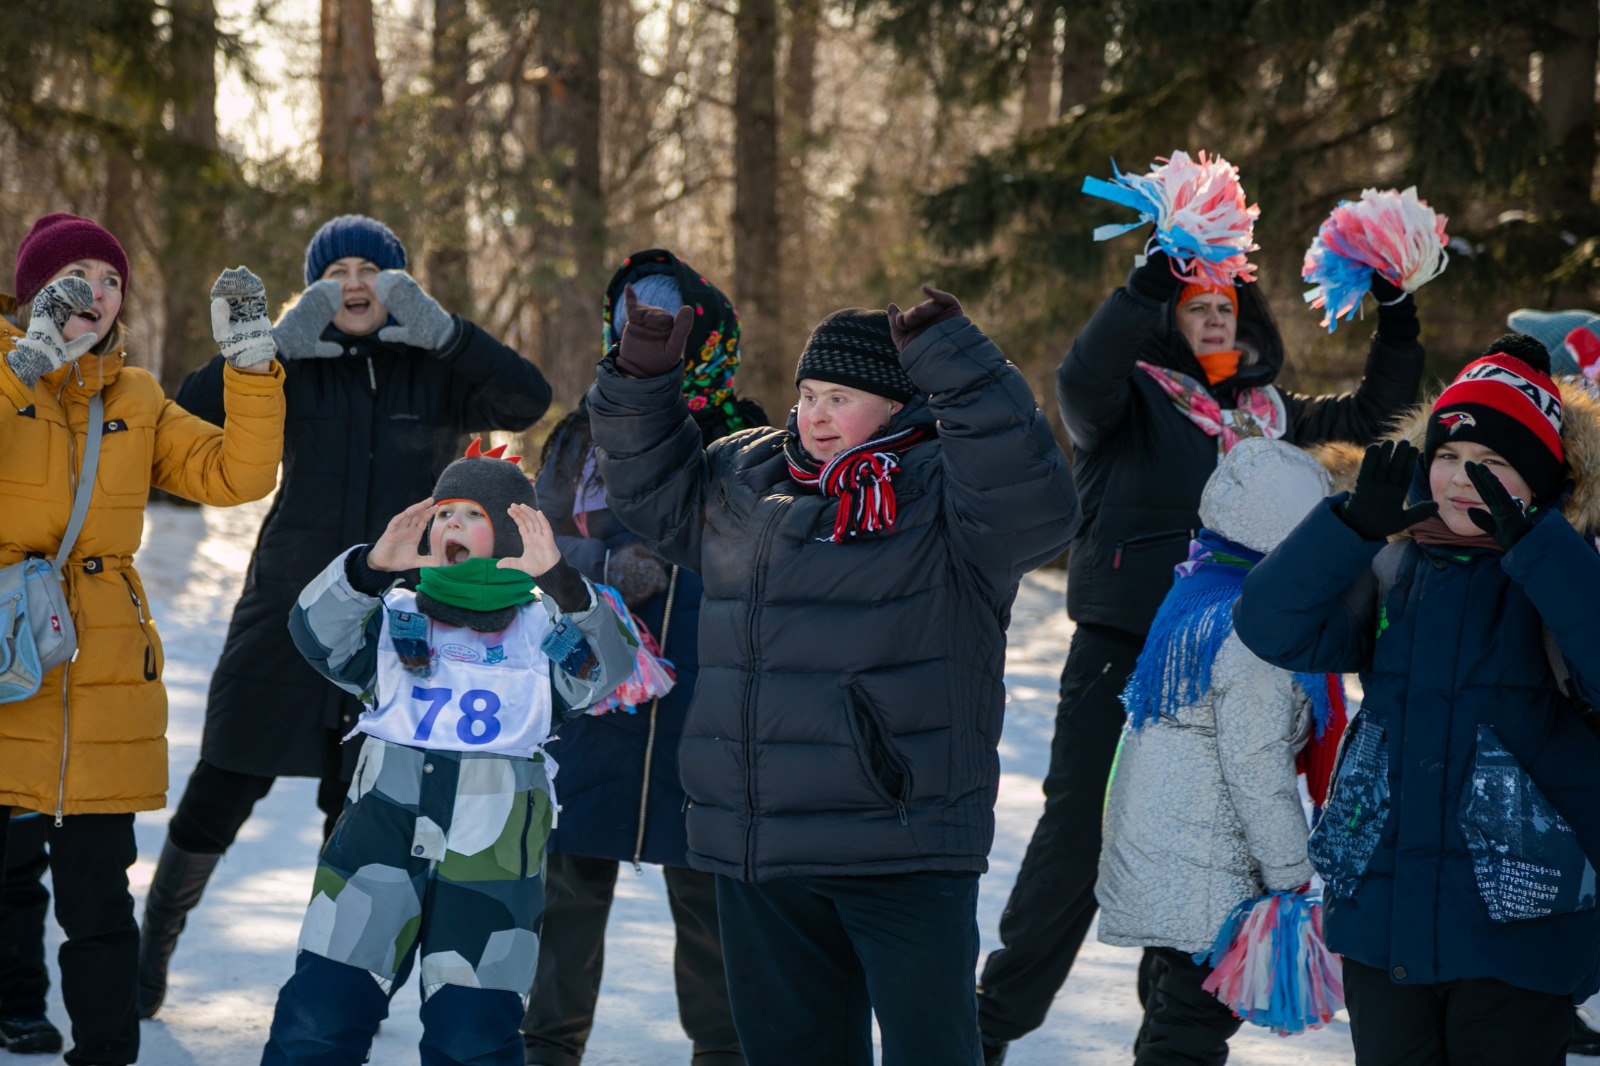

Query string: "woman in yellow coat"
[[0, 213, 284, 1065]]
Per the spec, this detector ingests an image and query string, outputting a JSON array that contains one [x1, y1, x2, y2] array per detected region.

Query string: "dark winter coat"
[[587, 316, 1081, 882], [1234, 393, 1600, 997], [176, 318, 550, 778], [1057, 271, 1424, 636]]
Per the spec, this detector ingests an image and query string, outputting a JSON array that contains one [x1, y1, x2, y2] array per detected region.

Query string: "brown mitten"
[[606, 542, 670, 605]]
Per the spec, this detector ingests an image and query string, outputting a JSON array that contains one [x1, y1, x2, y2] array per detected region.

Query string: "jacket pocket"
[[1308, 710, 1389, 899], [844, 685, 911, 824], [1459, 725, 1597, 923], [118, 572, 162, 681], [1111, 528, 1191, 570]]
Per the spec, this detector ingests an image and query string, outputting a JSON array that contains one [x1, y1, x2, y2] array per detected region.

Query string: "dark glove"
[[1370, 271, 1420, 342], [1127, 248, 1183, 303], [606, 541, 670, 606], [1338, 439, 1438, 540], [1465, 462, 1536, 551], [1369, 272, 1407, 306], [614, 285, 693, 378], [886, 285, 963, 352]]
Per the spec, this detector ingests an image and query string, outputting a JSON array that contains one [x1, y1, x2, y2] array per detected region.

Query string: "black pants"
[[717, 871, 982, 1066], [977, 623, 1146, 1042], [1342, 958, 1571, 1066], [522, 852, 742, 1065], [0, 810, 139, 1065], [1132, 947, 1241, 1066], [0, 813, 51, 1014], [167, 739, 351, 855]]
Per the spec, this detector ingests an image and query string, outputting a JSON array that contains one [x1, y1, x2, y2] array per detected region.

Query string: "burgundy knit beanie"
[[14, 213, 130, 304]]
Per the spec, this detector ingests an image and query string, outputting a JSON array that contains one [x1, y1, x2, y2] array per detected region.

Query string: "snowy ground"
[[3, 499, 1594, 1064]]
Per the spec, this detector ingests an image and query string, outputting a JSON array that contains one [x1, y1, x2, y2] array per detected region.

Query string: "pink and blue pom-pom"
[[1081, 150, 1260, 288], [586, 584, 677, 716], [1302, 187, 1449, 332], [1193, 890, 1344, 1036]]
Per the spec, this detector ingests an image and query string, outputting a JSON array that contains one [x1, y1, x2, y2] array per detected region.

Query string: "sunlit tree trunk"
[[779, 0, 819, 362], [427, 0, 474, 318], [319, 0, 383, 207], [1020, 0, 1056, 133], [735, 0, 782, 412], [1540, 0, 1598, 220]]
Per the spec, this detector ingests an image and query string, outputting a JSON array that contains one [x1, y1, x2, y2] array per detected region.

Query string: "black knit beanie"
[[793, 309, 916, 403], [417, 450, 538, 630]]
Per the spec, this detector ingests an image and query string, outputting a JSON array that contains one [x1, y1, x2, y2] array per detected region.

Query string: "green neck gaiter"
[[414, 558, 539, 613]]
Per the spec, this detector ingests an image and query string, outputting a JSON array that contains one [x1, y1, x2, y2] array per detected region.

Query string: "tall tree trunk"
[[1539, 0, 1598, 220], [734, 0, 782, 413], [536, 0, 606, 404], [1058, 7, 1104, 117], [427, 0, 474, 319], [1020, 0, 1056, 133], [158, 0, 221, 398], [778, 0, 819, 365], [319, 0, 383, 207]]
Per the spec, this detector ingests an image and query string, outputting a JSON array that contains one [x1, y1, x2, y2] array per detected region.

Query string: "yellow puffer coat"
[[0, 297, 285, 817]]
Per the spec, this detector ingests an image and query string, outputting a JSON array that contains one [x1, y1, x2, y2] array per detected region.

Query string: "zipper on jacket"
[[846, 686, 912, 825], [365, 355, 377, 394], [54, 373, 81, 826], [119, 573, 158, 680], [633, 566, 680, 874], [1112, 528, 1193, 570], [740, 501, 789, 880]]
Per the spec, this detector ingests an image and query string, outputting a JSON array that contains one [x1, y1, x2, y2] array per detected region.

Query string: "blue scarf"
[[1122, 529, 1337, 736]]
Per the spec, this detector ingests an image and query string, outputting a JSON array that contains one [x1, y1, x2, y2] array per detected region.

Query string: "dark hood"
[[1141, 279, 1287, 403]]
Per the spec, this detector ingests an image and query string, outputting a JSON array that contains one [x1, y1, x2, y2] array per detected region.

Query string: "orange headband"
[[1178, 282, 1239, 315]]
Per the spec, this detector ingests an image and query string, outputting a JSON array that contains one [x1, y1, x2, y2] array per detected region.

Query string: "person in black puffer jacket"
[[587, 284, 1080, 1066], [522, 250, 764, 1066], [137, 214, 552, 1021], [975, 248, 1426, 1062]]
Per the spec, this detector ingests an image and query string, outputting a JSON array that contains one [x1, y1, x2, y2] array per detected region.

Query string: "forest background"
[[2, 0, 1597, 443]]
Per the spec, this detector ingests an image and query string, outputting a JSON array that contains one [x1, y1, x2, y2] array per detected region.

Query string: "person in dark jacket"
[[136, 214, 552, 1020], [587, 284, 1080, 1066], [975, 248, 1426, 1062], [522, 250, 762, 1066], [1235, 334, 1600, 1066]]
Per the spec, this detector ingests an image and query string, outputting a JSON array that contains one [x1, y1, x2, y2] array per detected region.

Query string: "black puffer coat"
[[176, 318, 550, 778], [1057, 267, 1424, 636], [588, 316, 1080, 881]]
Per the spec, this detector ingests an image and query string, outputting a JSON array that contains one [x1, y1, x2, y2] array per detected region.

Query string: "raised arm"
[[151, 361, 285, 506], [1283, 284, 1425, 446]]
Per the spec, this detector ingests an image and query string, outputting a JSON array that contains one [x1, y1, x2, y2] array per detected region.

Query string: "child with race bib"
[[259, 442, 638, 1066]]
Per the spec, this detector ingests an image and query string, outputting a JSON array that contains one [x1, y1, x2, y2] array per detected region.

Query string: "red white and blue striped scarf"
[[785, 426, 934, 542]]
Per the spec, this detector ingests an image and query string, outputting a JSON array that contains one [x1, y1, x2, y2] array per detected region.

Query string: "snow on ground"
[[3, 499, 1593, 1064]]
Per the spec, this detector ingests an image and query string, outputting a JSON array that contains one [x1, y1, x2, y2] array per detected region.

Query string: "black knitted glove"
[[1127, 249, 1183, 303], [886, 285, 963, 352], [1338, 440, 1438, 540], [1465, 462, 1536, 551], [614, 284, 693, 378]]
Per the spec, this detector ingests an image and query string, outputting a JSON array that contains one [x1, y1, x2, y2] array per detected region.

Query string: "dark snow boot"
[[0, 1010, 64, 1054], [136, 839, 222, 1019], [980, 1035, 1009, 1065], [1572, 1008, 1600, 1056]]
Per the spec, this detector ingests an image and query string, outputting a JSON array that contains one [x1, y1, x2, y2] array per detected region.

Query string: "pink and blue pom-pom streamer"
[[586, 584, 676, 716], [1081, 150, 1260, 288], [1193, 890, 1344, 1036], [1302, 187, 1449, 332]]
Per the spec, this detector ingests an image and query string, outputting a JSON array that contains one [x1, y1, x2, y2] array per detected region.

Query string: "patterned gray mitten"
[[271, 279, 344, 359], [210, 267, 275, 368], [9, 278, 96, 387], [375, 271, 457, 351]]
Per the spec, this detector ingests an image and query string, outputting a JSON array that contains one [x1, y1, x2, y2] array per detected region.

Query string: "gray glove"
[[605, 542, 670, 606], [210, 267, 275, 369], [272, 279, 344, 359], [375, 271, 456, 351], [9, 278, 96, 387]]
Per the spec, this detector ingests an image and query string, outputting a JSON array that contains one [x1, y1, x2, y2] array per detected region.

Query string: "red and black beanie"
[[1425, 333, 1564, 501]]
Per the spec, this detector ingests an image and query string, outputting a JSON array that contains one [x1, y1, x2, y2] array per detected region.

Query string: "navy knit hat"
[[303, 215, 407, 285], [794, 309, 915, 403]]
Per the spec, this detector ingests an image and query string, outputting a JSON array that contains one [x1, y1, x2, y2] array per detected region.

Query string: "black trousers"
[[1342, 958, 1571, 1066], [1132, 947, 1242, 1066], [522, 852, 743, 1065], [167, 736, 352, 855], [0, 810, 139, 1066], [977, 623, 1146, 1042], [0, 813, 51, 1013]]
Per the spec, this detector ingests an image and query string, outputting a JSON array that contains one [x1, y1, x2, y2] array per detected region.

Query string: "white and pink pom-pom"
[[1082, 150, 1261, 287], [1302, 187, 1449, 332], [1196, 891, 1344, 1036], [586, 585, 677, 716]]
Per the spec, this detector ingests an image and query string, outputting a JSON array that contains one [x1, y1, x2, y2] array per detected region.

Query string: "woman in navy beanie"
[[136, 213, 554, 1021]]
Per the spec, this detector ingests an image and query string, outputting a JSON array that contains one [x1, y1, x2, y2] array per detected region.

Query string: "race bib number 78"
[[411, 685, 503, 746]]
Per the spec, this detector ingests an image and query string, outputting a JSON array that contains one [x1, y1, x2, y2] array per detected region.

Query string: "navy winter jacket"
[[1235, 499, 1600, 997], [587, 316, 1081, 881]]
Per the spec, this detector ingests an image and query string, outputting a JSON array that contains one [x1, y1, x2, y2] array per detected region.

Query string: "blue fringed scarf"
[[1122, 529, 1338, 737]]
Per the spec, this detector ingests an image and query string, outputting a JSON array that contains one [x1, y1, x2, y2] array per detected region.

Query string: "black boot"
[[1572, 1007, 1600, 1056], [980, 1035, 1008, 1065], [136, 839, 222, 1019]]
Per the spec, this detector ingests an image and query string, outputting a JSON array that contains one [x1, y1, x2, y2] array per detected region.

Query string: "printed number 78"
[[411, 686, 503, 746]]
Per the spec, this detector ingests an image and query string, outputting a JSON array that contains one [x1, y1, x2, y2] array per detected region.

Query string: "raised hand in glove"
[[1338, 439, 1438, 540], [1127, 248, 1183, 303], [1466, 462, 1536, 551], [1368, 272, 1408, 307], [271, 279, 344, 359], [606, 541, 670, 606], [375, 271, 457, 352], [614, 284, 693, 379], [210, 267, 275, 371], [886, 285, 963, 352], [9, 278, 97, 387]]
